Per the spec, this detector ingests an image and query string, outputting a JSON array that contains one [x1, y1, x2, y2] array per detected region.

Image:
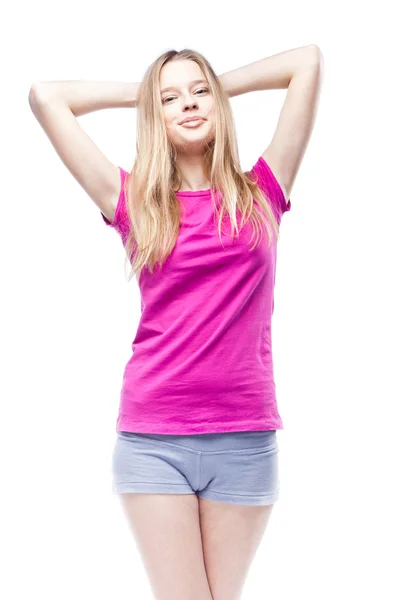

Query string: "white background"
[[2, 0, 399, 598]]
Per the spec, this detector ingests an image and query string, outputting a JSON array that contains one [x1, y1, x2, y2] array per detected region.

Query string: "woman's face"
[[160, 59, 216, 153]]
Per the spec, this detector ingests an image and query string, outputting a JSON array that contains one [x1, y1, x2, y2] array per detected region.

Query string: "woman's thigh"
[[118, 492, 214, 600]]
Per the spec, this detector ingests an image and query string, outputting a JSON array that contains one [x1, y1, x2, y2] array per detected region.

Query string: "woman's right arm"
[[28, 81, 140, 223]]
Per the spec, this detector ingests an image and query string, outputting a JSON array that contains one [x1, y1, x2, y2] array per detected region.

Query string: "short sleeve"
[[249, 155, 291, 223], [101, 166, 131, 244]]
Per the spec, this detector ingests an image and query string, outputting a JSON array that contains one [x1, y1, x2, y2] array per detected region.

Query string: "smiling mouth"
[[180, 119, 205, 127]]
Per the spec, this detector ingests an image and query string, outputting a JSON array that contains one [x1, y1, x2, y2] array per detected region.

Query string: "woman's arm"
[[217, 44, 321, 96], [217, 45, 323, 202], [28, 80, 142, 221], [29, 80, 141, 117]]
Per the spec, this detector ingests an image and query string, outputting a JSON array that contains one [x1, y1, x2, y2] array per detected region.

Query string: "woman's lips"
[[180, 118, 205, 128]]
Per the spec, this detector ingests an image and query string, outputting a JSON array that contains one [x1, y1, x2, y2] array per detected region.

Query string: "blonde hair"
[[123, 48, 280, 282]]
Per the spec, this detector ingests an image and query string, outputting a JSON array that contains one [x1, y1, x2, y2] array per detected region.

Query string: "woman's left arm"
[[218, 44, 322, 96], [218, 44, 324, 201]]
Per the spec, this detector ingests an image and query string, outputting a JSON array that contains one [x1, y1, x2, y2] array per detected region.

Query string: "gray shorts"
[[111, 429, 280, 506]]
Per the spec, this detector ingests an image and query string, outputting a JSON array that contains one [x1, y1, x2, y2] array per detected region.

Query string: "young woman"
[[29, 45, 323, 600]]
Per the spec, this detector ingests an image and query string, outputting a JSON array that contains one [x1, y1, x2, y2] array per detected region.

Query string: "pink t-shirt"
[[101, 155, 291, 434]]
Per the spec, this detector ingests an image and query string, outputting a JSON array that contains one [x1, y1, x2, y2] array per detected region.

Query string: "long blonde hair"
[[123, 48, 280, 282]]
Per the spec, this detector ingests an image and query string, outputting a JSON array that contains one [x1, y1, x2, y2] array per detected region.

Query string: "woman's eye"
[[163, 89, 208, 104]]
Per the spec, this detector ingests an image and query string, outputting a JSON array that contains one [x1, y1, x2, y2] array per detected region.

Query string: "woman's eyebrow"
[[160, 79, 208, 94]]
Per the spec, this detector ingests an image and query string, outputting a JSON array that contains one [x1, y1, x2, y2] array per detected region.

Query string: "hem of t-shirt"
[[116, 419, 284, 435], [101, 166, 127, 227], [257, 155, 292, 214]]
